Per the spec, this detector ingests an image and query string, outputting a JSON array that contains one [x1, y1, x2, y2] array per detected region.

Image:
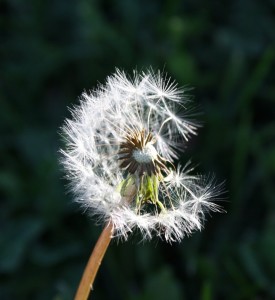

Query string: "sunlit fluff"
[[60, 69, 223, 242]]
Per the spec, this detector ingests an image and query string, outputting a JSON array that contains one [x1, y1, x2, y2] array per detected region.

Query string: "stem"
[[74, 222, 113, 300]]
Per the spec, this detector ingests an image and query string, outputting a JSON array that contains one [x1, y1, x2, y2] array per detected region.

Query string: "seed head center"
[[132, 143, 158, 163], [118, 129, 170, 176]]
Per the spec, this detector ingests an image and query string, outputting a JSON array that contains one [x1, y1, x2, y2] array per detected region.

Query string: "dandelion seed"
[[61, 69, 224, 243]]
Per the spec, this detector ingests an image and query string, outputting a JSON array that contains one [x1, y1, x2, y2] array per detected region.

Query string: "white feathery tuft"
[[60, 69, 224, 243]]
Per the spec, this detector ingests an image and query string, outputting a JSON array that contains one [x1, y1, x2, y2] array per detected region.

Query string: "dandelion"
[[60, 69, 224, 299]]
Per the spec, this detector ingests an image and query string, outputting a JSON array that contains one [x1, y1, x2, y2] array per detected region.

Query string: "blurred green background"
[[1, 0, 275, 299]]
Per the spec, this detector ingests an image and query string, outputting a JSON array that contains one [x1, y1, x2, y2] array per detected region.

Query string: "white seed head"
[[60, 68, 224, 243]]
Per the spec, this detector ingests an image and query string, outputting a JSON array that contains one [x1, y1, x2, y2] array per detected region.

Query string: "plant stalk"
[[74, 222, 113, 300]]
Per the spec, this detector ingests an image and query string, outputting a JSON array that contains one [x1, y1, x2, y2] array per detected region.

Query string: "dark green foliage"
[[1, 0, 274, 299]]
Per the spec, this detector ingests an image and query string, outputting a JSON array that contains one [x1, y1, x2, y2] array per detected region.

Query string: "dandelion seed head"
[[60, 68, 224, 243]]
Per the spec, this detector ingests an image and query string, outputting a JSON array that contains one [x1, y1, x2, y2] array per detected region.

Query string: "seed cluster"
[[61, 69, 223, 242], [118, 129, 169, 176]]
